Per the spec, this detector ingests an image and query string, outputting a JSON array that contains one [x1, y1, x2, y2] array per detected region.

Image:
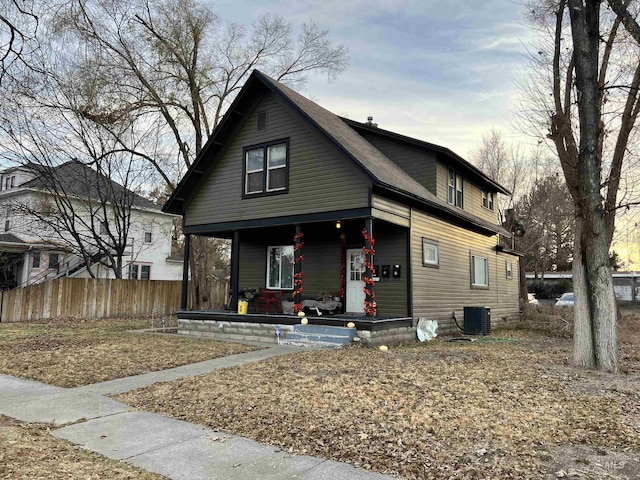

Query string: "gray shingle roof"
[[256, 72, 510, 236], [164, 69, 509, 236], [21, 161, 159, 210]]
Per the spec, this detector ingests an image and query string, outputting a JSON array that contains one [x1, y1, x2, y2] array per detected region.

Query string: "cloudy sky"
[[215, 0, 535, 159]]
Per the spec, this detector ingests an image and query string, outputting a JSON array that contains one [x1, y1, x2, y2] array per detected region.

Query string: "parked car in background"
[[527, 293, 539, 306], [555, 292, 575, 308]]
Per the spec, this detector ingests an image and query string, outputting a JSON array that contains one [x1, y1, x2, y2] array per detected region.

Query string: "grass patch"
[[0, 317, 260, 387], [117, 318, 640, 479], [0, 415, 164, 479]]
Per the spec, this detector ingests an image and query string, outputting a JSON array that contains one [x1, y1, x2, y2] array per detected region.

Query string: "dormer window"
[[448, 168, 463, 207], [4, 175, 16, 190], [482, 190, 494, 210], [243, 139, 289, 197]]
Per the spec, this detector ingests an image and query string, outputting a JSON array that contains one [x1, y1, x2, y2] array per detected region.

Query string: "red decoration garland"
[[362, 229, 377, 316], [292, 231, 304, 313], [339, 236, 346, 298]]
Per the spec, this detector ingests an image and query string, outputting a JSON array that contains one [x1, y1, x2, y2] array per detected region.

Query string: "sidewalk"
[[0, 346, 394, 480]]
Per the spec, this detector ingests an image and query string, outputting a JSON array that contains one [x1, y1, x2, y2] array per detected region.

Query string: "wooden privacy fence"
[[0, 278, 183, 323]]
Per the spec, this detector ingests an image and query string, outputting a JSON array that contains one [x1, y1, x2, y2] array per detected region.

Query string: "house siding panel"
[[373, 222, 408, 318], [185, 92, 371, 227], [359, 132, 437, 194], [411, 208, 519, 333], [435, 160, 499, 224]]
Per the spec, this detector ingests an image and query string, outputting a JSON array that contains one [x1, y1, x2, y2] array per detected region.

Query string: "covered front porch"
[[178, 213, 414, 345]]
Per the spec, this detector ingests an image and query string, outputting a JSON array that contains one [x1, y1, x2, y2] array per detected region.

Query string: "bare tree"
[[0, 0, 39, 84], [42, 0, 348, 308], [470, 128, 530, 219], [519, 0, 640, 371], [0, 91, 157, 279]]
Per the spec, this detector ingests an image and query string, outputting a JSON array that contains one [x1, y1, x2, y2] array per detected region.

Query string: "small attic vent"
[[257, 110, 267, 131]]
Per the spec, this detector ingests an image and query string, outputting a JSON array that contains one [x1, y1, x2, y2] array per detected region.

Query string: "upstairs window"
[[4, 176, 15, 190], [100, 221, 108, 235], [244, 140, 289, 196], [32, 252, 41, 269], [482, 190, 494, 210], [48, 253, 59, 269], [144, 222, 152, 243], [448, 168, 463, 207]]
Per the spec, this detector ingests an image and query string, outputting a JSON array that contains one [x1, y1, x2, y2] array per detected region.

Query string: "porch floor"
[[177, 309, 413, 332]]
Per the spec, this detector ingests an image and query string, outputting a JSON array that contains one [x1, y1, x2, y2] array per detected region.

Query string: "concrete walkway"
[[0, 346, 394, 480]]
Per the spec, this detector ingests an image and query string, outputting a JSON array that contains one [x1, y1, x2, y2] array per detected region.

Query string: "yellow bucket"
[[237, 300, 248, 315]]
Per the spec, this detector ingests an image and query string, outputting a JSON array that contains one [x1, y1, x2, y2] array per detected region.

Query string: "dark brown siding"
[[237, 225, 343, 299], [410, 208, 519, 333], [373, 222, 408, 318], [358, 132, 438, 195], [185, 92, 371, 227]]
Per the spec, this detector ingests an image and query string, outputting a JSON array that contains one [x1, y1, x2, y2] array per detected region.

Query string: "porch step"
[[281, 325, 356, 348]]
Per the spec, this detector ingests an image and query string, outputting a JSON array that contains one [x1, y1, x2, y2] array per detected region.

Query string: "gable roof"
[[164, 70, 509, 236], [20, 161, 160, 210]]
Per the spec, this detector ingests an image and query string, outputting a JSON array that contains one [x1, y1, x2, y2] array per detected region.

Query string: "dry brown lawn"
[[117, 314, 640, 480], [0, 415, 165, 479], [0, 317, 260, 387]]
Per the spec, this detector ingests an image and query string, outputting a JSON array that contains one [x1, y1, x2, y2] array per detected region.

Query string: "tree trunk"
[[572, 216, 595, 368], [585, 216, 619, 371]]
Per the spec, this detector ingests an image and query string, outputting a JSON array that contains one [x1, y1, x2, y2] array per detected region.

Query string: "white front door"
[[346, 248, 365, 313]]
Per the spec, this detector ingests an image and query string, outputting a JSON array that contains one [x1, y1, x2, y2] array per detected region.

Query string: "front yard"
[[116, 314, 640, 479], [0, 415, 165, 480], [0, 316, 259, 387]]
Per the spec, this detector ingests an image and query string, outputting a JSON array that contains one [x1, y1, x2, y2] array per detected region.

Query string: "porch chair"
[[256, 289, 283, 314]]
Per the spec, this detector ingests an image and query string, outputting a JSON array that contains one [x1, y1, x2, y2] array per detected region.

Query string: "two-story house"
[[0, 161, 182, 287], [163, 70, 520, 340]]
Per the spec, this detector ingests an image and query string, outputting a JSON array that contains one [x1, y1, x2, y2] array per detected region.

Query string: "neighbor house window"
[[129, 263, 151, 280], [482, 190, 494, 210], [266, 245, 294, 289], [48, 253, 59, 269], [471, 254, 489, 287], [32, 252, 40, 269], [100, 221, 108, 235], [144, 222, 152, 243], [447, 168, 463, 207], [422, 238, 439, 267], [4, 207, 10, 232], [244, 140, 288, 196], [4, 176, 15, 190], [506, 260, 513, 279]]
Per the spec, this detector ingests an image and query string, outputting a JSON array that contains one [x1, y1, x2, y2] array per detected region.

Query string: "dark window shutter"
[[257, 110, 267, 131]]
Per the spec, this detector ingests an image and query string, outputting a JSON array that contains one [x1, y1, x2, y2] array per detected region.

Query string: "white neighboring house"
[[0, 162, 183, 287]]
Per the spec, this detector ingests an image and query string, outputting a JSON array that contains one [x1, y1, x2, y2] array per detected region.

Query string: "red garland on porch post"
[[292, 229, 304, 313], [362, 228, 376, 316], [339, 234, 346, 299]]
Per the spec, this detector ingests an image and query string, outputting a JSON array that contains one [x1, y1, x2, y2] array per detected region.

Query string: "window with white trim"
[[32, 252, 41, 269], [471, 254, 489, 287], [422, 238, 439, 267], [266, 245, 294, 289], [482, 190, 494, 210], [129, 263, 151, 280], [448, 167, 463, 207], [506, 260, 513, 279], [144, 222, 152, 243], [244, 140, 288, 196], [99, 221, 108, 235]]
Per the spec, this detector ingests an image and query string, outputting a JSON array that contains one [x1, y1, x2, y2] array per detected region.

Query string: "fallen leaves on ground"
[[0, 415, 164, 479], [0, 317, 259, 387], [118, 318, 640, 480]]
